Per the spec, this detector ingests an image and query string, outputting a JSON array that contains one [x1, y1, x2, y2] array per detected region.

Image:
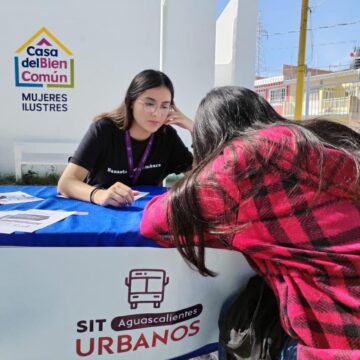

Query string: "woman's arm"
[[140, 192, 173, 246], [57, 163, 136, 207], [58, 119, 138, 206], [141, 144, 242, 246]]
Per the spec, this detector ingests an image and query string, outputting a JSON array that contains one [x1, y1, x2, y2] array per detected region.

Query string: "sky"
[[216, 0, 360, 77]]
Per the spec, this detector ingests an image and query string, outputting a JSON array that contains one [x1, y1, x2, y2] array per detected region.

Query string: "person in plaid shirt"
[[140, 87, 360, 359]]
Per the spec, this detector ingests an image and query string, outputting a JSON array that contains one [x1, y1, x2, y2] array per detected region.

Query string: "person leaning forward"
[[140, 86, 360, 360]]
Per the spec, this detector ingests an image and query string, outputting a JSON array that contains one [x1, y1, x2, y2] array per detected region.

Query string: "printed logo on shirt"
[[144, 164, 161, 170], [107, 168, 127, 175], [107, 164, 161, 174]]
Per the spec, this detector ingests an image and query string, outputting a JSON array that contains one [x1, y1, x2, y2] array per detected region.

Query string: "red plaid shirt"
[[141, 126, 360, 359]]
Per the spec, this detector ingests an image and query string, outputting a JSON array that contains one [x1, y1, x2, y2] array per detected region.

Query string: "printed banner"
[[14, 27, 73, 114], [15, 27, 74, 89], [0, 247, 253, 360]]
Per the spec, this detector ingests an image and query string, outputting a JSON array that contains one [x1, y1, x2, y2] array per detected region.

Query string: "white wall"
[[215, 0, 258, 88], [215, 0, 237, 85], [0, 0, 216, 174], [163, 0, 216, 147], [0, 0, 160, 174]]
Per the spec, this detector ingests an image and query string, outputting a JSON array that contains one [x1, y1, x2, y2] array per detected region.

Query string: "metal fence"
[[270, 81, 360, 129]]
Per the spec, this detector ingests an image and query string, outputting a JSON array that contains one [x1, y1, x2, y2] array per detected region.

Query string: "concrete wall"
[[215, 0, 258, 88], [162, 0, 216, 148]]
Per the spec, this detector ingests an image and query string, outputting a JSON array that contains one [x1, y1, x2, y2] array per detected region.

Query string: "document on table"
[[57, 192, 148, 201], [0, 209, 75, 234], [0, 191, 43, 205], [134, 192, 149, 201]]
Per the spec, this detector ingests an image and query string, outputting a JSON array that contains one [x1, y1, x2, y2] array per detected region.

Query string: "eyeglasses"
[[140, 99, 172, 118]]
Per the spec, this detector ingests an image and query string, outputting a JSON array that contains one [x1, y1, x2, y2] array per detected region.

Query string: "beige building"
[[255, 65, 360, 131]]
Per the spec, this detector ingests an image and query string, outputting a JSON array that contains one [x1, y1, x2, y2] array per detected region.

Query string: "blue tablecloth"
[[0, 185, 167, 247], [0, 185, 220, 359]]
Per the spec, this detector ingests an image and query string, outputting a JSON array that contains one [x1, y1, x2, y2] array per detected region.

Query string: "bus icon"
[[125, 269, 169, 309]]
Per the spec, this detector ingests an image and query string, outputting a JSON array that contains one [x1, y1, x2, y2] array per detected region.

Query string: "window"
[[344, 85, 356, 97], [269, 88, 286, 103], [322, 88, 335, 99]]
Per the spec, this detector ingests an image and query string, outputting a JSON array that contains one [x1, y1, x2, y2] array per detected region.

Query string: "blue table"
[[0, 185, 166, 247], [0, 185, 253, 360]]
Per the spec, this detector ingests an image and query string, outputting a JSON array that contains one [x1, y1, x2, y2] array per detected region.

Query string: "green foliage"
[[0, 168, 60, 185], [0, 174, 16, 185], [1, 169, 179, 186], [21, 169, 60, 185]]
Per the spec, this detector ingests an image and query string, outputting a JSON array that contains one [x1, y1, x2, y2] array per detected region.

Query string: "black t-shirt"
[[70, 118, 193, 187]]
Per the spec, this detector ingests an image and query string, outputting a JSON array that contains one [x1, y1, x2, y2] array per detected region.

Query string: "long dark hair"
[[168, 86, 360, 276], [95, 69, 174, 128]]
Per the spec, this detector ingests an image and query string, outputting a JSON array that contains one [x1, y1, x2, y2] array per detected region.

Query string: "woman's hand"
[[165, 103, 194, 133], [93, 182, 139, 207]]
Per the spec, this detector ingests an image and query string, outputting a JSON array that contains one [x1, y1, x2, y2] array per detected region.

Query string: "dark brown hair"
[[168, 86, 360, 276], [95, 69, 174, 129]]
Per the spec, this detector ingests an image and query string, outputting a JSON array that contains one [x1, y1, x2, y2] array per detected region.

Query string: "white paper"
[[134, 191, 149, 201], [0, 191, 43, 205], [58, 192, 148, 201], [0, 211, 18, 234], [0, 209, 74, 234], [70, 211, 88, 216]]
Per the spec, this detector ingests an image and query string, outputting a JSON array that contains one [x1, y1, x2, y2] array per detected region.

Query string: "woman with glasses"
[[57, 69, 193, 207]]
